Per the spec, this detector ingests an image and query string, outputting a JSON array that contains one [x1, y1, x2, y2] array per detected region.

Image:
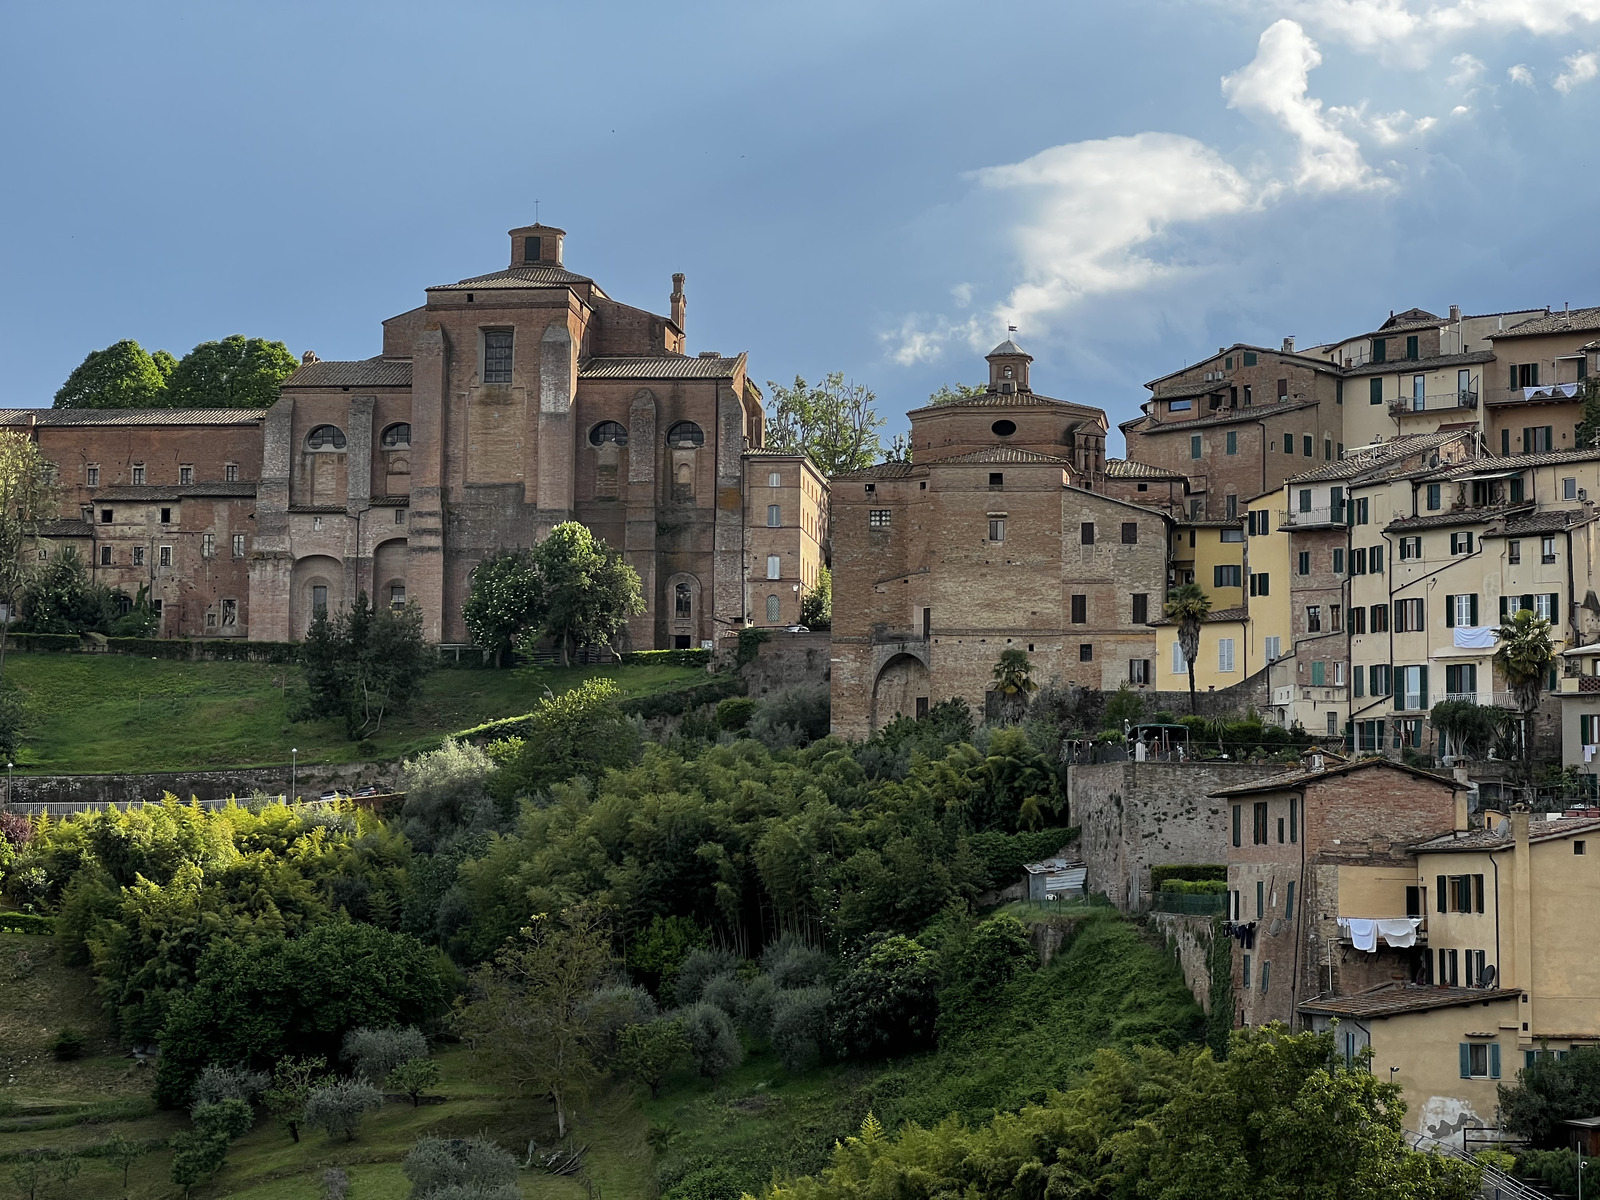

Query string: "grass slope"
[[3, 655, 702, 774]]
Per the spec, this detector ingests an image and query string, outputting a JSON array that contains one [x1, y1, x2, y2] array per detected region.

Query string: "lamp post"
[[291, 748, 298, 803], [5, 762, 10, 809]]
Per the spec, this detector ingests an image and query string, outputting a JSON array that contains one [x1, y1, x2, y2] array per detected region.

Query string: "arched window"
[[675, 582, 692, 618], [666, 421, 704, 448], [1003, 366, 1014, 379], [590, 421, 628, 446], [306, 425, 347, 450], [381, 423, 411, 448], [766, 594, 781, 622], [673, 462, 694, 502]]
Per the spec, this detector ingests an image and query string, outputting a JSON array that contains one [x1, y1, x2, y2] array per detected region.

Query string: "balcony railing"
[[1388, 390, 1479, 415], [1279, 504, 1346, 528], [1485, 381, 1584, 406], [1559, 675, 1600, 695]]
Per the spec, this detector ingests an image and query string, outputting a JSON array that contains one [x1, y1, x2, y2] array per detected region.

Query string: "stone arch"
[[372, 538, 408, 610], [291, 553, 344, 637], [665, 571, 701, 648], [872, 652, 931, 731]]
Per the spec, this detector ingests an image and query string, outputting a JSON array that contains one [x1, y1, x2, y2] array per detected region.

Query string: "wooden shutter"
[[1470, 593, 1479, 625], [1419, 665, 1428, 708], [1550, 593, 1560, 624], [1460, 1043, 1472, 1079], [1397, 669, 1407, 709], [1509, 364, 1518, 390], [1490, 1043, 1501, 1079], [1522, 593, 1535, 614], [1445, 596, 1456, 627]]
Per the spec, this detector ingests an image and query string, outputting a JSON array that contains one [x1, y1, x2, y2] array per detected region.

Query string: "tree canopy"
[[926, 382, 987, 405], [765, 373, 885, 477], [53, 335, 297, 410], [298, 593, 431, 739], [53, 340, 170, 409]]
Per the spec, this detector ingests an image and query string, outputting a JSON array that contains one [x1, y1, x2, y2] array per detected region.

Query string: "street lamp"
[[291, 748, 298, 803], [5, 762, 11, 809]]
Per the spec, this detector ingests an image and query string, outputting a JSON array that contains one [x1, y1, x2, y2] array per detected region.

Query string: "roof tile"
[[0, 408, 268, 427], [1489, 306, 1600, 340], [579, 354, 744, 380], [283, 358, 412, 388], [428, 265, 594, 291]]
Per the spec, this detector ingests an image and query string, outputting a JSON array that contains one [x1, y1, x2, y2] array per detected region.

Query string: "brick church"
[[5, 224, 828, 649]]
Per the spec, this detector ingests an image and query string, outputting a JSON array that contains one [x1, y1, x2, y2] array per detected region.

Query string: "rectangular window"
[[1331, 603, 1342, 631], [1446, 663, 1477, 699], [1369, 377, 1384, 405], [1370, 604, 1389, 633], [1351, 547, 1366, 575], [159, 545, 171, 567], [1289, 797, 1298, 844], [1355, 497, 1369, 525], [86, 464, 99, 487], [1395, 598, 1425, 632], [1449, 531, 1475, 555], [483, 330, 514, 383], [1446, 594, 1479, 628], [1129, 658, 1151, 684], [160, 507, 171, 524], [132, 463, 145, 485], [869, 509, 891, 528], [221, 598, 237, 626], [1370, 544, 1383, 572], [232, 533, 246, 558], [1399, 664, 1427, 710], [179, 465, 193, 485], [201, 532, 215, 558], [1565, 477, 1579, 500], [1172, 640, 1185, 675], [1332, 548, 1344, 574], [1122, 521, 1138, 544], [396, 508, 406, 525], [1542, 535, 1557, 564], [225, 463, 238, 482], [766, 555, 781, 580], [1214, 564, 1241, 588], [1249, 572, 1270, 597], [1226, 431, 1237, 455], [1406, 334, 1419, 360], [1299, 488, 1312, 513], [1255, 875, 1265, 913], [1349, 605, 1365, 634], [1243, 953, 1252, 990], [1284, 432, 1294, 454], [1081, 522, 1095, 545], [1426, 483, 1441, 510], [1219, 637, 1236, 673], [988, 472, 1003, 490], [1354, 667, 1365, 697], [1303, 435, 1312, 457], [99, 545, 111, 566], [767, 504, 782, 527], [1191, 435, 1202, 459], [1071, 594, 1087, 623], [1399, 536, 1421, 560], [1306, 605, 1321, 632], [312, 584, 328, 617], [1261, 960, 1271, 994], [1298, 551, 1310, 575], [989, 518, 1006, 541], [132, 546, 144, 567], [1079, 643, 1093, 662], [1132, 593, 1148, 624], [1232, 804, 1242, 848], [1221, 522, 1242, 541], [1312, 661, 1326, 685], [1535, 592, 1559, 622], [1509, 539, 1522, 564], [1371, 663, 1391, 695], [1244, 351, 1257, 366], [1264, 635, 1281, 661], [1373, 338, 1387, 363]]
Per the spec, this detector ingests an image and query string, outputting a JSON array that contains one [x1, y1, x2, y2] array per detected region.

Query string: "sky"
[[3, 0, 1600, 455]]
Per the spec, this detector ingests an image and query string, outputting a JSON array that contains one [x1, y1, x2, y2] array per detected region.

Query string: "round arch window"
[[590, 420, 629, 446], [666, 421, 705, 448], [991, 419, 1017, 437], [307, 425, 347, 450], [380, 422, 411, 448]]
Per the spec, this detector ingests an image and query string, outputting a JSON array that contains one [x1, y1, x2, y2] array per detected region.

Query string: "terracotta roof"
[[1176, 517, 1244, 528], [1488, 306, 1600, 340], [1209, 755, 1464, 798], [1143, 344, 1342, 390], [283, 358, 413, 389], [1341, 350, 1495, 378], [1154, 379, 1228, 400], [832, 461, 921, 482], [37, 519, 91, 537], [91, 481, 258, 502], [1150, 605, 1249, 627], [907, 390, 1102, 415], [579, 354, 744, 380], [428, 265, 593, 291], [1497, 509, 1596, 536], [1300, 985, 1519, 1019], [1104, 458, 1187, 480], [1286, 433, 1469, 485], [1385, 504, 1532, 532], [0, 408, 268, 426], [1414, 815, 1600, 853], [1123, 399, 1320, 435], [923, 447, 1075, 466]]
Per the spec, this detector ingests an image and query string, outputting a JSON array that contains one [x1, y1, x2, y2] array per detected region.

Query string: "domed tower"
[[986, 335, 1032, 394]]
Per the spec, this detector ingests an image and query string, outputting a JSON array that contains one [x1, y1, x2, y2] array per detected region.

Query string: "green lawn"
[[2, 654, 703, 774]]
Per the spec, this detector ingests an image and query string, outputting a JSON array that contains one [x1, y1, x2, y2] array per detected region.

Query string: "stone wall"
[[1149, 910, 1222, 1015], [735, 629, 832, 698], [3, 758, 397, 813], [1069, 760, 1286, 910]]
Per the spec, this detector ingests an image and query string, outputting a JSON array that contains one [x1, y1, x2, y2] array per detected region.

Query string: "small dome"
[[988, 338, 1028, 358]]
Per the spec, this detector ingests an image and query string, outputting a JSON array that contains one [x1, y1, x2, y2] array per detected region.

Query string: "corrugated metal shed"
[[1023, 857, 1087, 902]]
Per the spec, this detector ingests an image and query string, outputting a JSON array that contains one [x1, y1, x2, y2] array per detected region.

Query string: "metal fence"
[[1150, 892, 1227, 916]]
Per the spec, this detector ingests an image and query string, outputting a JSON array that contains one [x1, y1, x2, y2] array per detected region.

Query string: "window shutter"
[[1460, 1043, 1472, 1079], [1523, 593, 1535, 614], [1510, 364, 1518, 390], [1475, 874, 1485, 913], [1550, 593, 1560, 624], [1419, 665, 1428, 708], [1445, 596, 1456, 628], [1491, 1043, 1501, 1079], [1500, 595, 1509, 621], [1396, 669, 1406, 709], [1470, 593, 1479, 625]]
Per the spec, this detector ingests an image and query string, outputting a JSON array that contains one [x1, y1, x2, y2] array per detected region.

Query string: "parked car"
[[353, 785, 379, 798], [319, 789, 345, 801], [783, 624, 810, 633]]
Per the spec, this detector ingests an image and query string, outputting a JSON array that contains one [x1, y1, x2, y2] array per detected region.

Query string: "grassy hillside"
[[2, 654, 703, 774]]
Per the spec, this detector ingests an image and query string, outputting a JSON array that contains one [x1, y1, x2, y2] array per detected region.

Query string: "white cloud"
[[1555, 49, 1600, 90], [1259, 0, 1600, 56], [949, 282, 973, 307], [1223, 20, 1380, 191], [1451, 103, 1470, 114], [1509, 62, 1537, 86], [1448, 52, 1484, 86]]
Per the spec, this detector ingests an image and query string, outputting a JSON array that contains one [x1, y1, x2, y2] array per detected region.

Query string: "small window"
[[225, 463, 238, 482], [766, 593, 781, 622], [991, 419, 1016, 437], [524, 235, 541, 262], [100, 509, 112, 524], [1226, 431, 1237, 455], [1121, 522, 1138, 545], [1543, 535, 1557, 564], [307, 425, 347, 450], [1071, 594, 1087, 623], [1081, 522, 1095, 545], [1565, 477, 1579, 501], [675, 582, 692, 618], [159, 545, 172, 567], [132, 546, 145, 566], [768, 471, 781, 487], [99, 545, 111, 566], [1170, 398, 1192, 413], [767, 504, 782, 528], [1577, 841, 1587, 855], [988, 472, 1004, 490], [312, 584, 328, 617], [869, 509, 891, 528], [1190, 435, 1202, 459], [1509, 539, 1522, 564], [396, 508, 406, 525], [1132, 593, 1148, 624], [132, 463, 146, 484], [383, 423, 414, 448], [1079, 643, 1093, 662], [221, 598, 238, 626], [767, 555, 781, 579], [201, 532, 215, 558], [1302, 435, 1312, 457], [160, 507, 172, 524], [483, 330, 514, 383], [667, 421, 705, 448], [1218, 637, 1235, 672], [179, 465, 193, 485], [232, 534, 246, 558], [1220, 527, 1243, 543], [388, 587, 405, 610], [989, 518, 1006, 541], [1426, 483, 1441, 510], [86, 464, 99, 487]]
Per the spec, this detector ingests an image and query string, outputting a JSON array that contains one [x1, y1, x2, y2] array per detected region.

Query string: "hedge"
[[1159, 879, 1228, 895], [1150, 864, 1227, 890], [5, 633, 300, 663], [620, 648, 711, 668], [6, 633, 79, 653], [619, 674, 742, 720], [0, 911, 54, 936], [967, 826, 1080, 890]]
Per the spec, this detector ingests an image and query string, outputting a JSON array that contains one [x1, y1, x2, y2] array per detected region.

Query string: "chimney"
[[1449, 304, 1461, 322], [671, 273, 686, 332], [1282, 336, 1295, 353]]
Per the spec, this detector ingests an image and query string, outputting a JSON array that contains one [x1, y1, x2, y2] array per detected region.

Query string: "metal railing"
[[1406, 1130, 1542, 1200], [1279, 505, 1347, 528], [1389, 390, 1479, 415], [1150, 891, 1227, 916]]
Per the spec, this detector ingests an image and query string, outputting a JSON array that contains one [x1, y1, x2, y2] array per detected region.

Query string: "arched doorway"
[[872, 653, 930, 731]]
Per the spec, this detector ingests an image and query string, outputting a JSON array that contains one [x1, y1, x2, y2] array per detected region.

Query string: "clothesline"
[[1337, 916, 1421, 952]]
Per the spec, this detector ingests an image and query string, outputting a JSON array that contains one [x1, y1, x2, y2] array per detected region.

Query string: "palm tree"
[[991, 648, 1038, 723], [1494, 607, 1556, 791], [1164, 583, 1212, 716]]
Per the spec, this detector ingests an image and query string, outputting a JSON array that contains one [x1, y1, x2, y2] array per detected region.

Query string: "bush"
[[965, 827, 1079, 890], [663, 1164, 746, 1200], [830, 935, 939, 1060], [0, 911, 52, 936], [615, 1018, 692, 1097], [715, 697, 757, 731], [584, 983, 659, 1058], [938, 915, 1036, 1038], [1473, 1148, 1516, 1172], [191, 1063, 270, 1108], [678, 1002, 743, 1078], [620, 674, 742, 721], [1517, 1148, 1592, 1194], [342, 1025, 429, 1084], [398, 740, 497, 851], [769, 986, 831, 1072], [698, 971, 744, 1019], [749, 685, 831, 750], [1149, 864, 1227, 890], [620, 648, 711, 668], [192, 1098, 254, 1141], [169, 1129, 228, 1195], [738, 973, 778, 1041], [403, 1134, 521, 1199], [52, 1027, 85, 1060], [303, 1078, 384, 1142], [1159, 879, 1228, 895], [674, 947, 739, 1006], [1501, 1045, 1600, 1146], [626, 915, 708, 995], [762, 935, 831, 990], [386, 1057, 442, 1107]]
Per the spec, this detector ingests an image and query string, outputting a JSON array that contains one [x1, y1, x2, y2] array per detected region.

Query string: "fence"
[[1150, 892, 1227, 916]]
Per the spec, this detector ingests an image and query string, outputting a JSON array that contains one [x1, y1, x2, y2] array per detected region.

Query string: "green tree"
[[765, 373, 885, 477], [303, 1078, 384, 1141], [1500, 1045, 1600, 1147], [800, 566, 832, 630], [169, 1129, 228, 1198], [1164, 582, 1213, 716], [0, 432, 59, 678], [926, 382, 987, 405], [53, 340, 169, 409], [534, 522, 644, 666], [19, 546, 118, 635], [103, 1131, 146, 1195], [263, 1055, 331, 1143], [165, 335, 298, 408], [457, 907, 614, 1138], [386, 1055, 442, 1107], [487, 678, 638, 805], [1576, 377, 1600, 452], [613, 1018, 691, 1098], [462, 548, 541, 667], [1496, 607, 1556, 788], [990, 648, 1037, 723], [830, 935, 938, 1060], [298, 594, 431, 738]]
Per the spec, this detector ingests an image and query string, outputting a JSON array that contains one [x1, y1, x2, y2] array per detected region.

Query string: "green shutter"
[[1370, 378, 1383, 405], [1445, 596, 1456, 628], [1460, 1043, 1472, 1078], [1470, 594, 1479, 625], [1550, 594, 1560, 624], [1501, 428, 1510, 456], [1523, 593, 1535, 614], [1419, 665, 1428, 708], [1491, 1043, 1501, 1079], [1438, 875, 1448, 911], [1510, 364, 1518, 390], [1396, 668, 1406, 708], [1312, 661, 1325, 685]]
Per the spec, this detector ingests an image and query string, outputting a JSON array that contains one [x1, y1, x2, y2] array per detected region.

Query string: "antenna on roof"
[[535, 199, 541, 222]]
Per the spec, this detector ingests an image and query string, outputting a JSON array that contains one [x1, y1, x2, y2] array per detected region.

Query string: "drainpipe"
[[1490, 851, 1502, 989], [1291, 788, 1306, 1025]]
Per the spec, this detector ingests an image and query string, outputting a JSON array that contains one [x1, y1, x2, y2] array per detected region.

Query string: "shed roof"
[[1488, 306, 1600, 340], [428, 264, 594, 291], [0, 408, 268, 426], [1209, 756, 1463, 798], [1299, 985, 1520, 1019], [579, 354, 744, 380]]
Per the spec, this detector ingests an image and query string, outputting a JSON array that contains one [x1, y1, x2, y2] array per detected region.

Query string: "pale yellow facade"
[[743, 452, 829, 630], [1155, 615, 1248, 693]]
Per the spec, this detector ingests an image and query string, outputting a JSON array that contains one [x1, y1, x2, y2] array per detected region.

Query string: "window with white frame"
[[1263, 635, 1282, 661], [232, 534, 246, 558], [869, 509, 891, 528], [132, 463, 146, 485], [766, 555, 781, 579], [1218, 638, 1236, 672], [1172, 640, 1185, 675]]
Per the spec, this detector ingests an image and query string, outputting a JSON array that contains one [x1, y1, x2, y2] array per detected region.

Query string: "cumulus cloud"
[[1509, 62, 1537, 86], [1223, 20, 1381, 191], [1259, 0, 1600, 56], [1555, 49, 1600, 90], [1448, 52, 1485, 85]]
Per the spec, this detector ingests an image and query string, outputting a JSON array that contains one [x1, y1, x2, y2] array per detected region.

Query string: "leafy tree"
[[487, 678, 638, 803], [103, 1130, 146, 1194], [299, 593, 430, 738], [461, 548, 541, 668], [1577, 377, 1600, 452], [625, 914, 708, 996], [765, 373, 885, 477], [165, 335, 298, 409], [1496, 607, 1556, 787], [303, 1078, 384, 1141], [748, 683, 832, 750], [0, 433, 57, 675], [263, 1055, 331, 1143], [534, 522, 645, 666], [800, 566, 832, 630], [50, 1156, 81, 1195], [990, 649, 1037, 723], [53, 339, 169, 409], [343, 1025, 429, 1084], [10, 1154, 45, 1200], [398, 738, 497, 851], [769, 985, 831, 1072], [614, 1018, 691, 1097], [169, 1129, 228, 1197], [152, 347, 178, 386], [830, 935, 938, 1060], [679, 1000, 744, 1078], [1164, 582, 1212, 716], [386, 1055, 442, 1107], [192, 1098, 254, 1141], [457, 907, 614, 1137], [926, 382, 987, 405], [403, 1135, 521, 1200], [1500, 1045, 1600, 1147], [19, 545, 119, 635], [1103, 680, 1145, 731], [191, 1063, 269, 1107]]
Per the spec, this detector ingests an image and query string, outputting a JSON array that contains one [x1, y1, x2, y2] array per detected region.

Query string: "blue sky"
[[3, 0, 1600, 454]]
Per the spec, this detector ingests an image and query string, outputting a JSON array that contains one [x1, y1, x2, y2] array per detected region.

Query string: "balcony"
[[1278, 504, 1346, 529], [1388, 390, 1479, 416], [1559, 675, 1600, 695], [1485, 381, 1584, 407]]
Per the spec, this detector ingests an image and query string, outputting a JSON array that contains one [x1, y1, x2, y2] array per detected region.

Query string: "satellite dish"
[[1482, 964, 1498, 988], [1497, 818, 1511, 836]]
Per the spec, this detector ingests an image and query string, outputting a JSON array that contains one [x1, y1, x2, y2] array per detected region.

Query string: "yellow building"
[[742, 450, 828, 631], [1155, 607, 1250, 694], [1485, 310, 1600, 458]]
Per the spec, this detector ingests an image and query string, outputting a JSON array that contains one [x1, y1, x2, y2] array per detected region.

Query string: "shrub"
[[386, 1057, 442, 1107], [830, 935, 939, 1060], [938, 915, 1036, 1038], [1518, 1148, 1592, 1194], [303, 1078, 384, 1142], [615, 1017, 692, 1097], [191, 1063, 270, 1108], [698, 971, 744, 1019], [626, 915, 708, 994], [1473, 1148, 1516, 1173], [1159, 879, 1228, 895], [674, 946, 739, 1005], [51, 1027, 85, 1060], [748, 684, 831, 749], [584, 983, 659, 1058], [663, 1164, 746, 1200], [0, 910, 51, 936], [323, 1167, 351, 1200], [403, 1134, 521, 1199], [965, 827, 1079, 890], [619, 647, 711, 667], [715, 697, 757, 731], [342, 1025, 429, 1084], [678, 1002, 743, 1078], [1149, 864, 1227, 890], [398, 740, 497, 851], [762, 934, 831, 990], [769, 986, 831, 1072], [738, 973, 778, 1041], [169, 1129, 228, 1196], [192, 1098, 254, 1142]]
